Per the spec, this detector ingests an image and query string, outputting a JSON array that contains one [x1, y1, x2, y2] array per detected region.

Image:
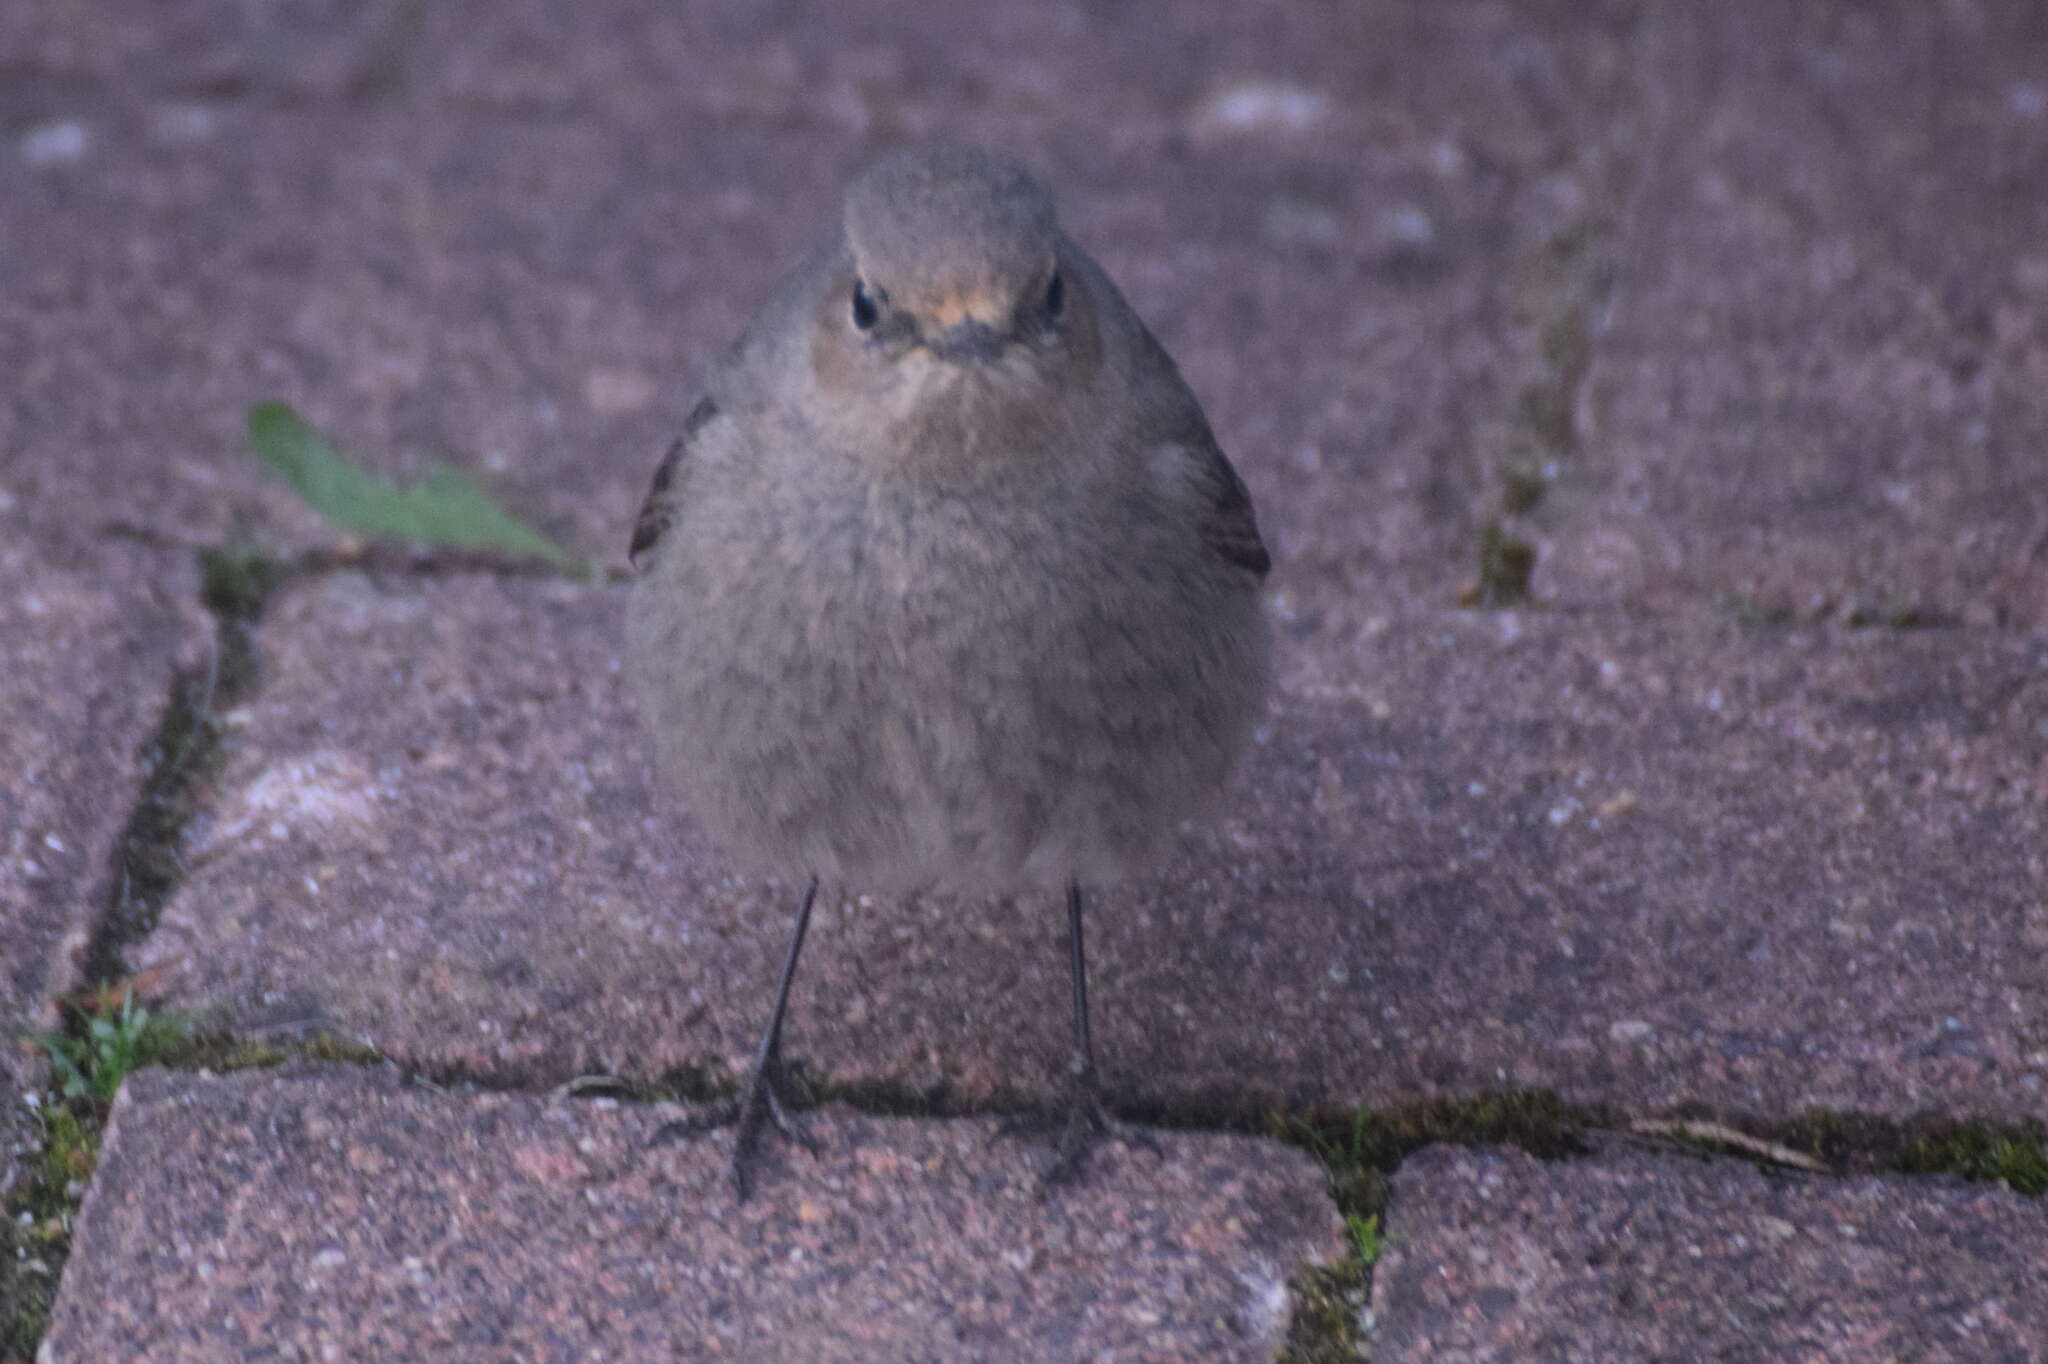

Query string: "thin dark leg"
[[755, 877, 821, 1092], [1033, 881, 1161, 1186], [653, 878, 822, 1198], [729, 875, 823, 1199], [1066, 882, 1095, 1084]]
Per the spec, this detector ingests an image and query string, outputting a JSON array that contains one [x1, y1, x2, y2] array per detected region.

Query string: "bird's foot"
[[729, 1057, 819, 1199], [647, 1058, 818, 1200], [998, 1073, 1162, 1188]]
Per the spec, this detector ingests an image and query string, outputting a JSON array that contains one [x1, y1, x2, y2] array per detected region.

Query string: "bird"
[[625, 145, 1270, 1198]]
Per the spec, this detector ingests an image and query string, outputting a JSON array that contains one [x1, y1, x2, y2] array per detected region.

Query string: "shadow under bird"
[[626, 145, 1270, 1198]]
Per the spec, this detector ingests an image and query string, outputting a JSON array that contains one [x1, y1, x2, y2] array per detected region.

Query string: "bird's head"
[[806, 146, 1104, 462]]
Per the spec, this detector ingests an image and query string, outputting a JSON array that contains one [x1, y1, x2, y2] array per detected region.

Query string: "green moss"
[[0, 1121, 65, 1357], [1345, 1211, 1384, 1264], [8, 983, 193, 1345], [37, 1108, 96, 1205], [24, 994, 192, 1104], [1840, 598, 1958, 631], [199, 532, 290, 622], [1278, 1091, 1592, 1360], [4, 518, 284, 1355], [0, 1232, 56, 1357], [1, 1075, 120, 1352], [1901, 1123, 2048, 1195], [6, 457, 588, 1356], [160, 1030, 389, 1075], [1282, 1251, 1371, 1364], [1471, 523, 1537, 608], [1298, 1089, 1587, 1173], [1766, 1110, 2047, 1196]]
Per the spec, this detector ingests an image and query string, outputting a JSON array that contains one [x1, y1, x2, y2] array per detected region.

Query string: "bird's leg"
[[654, 878, 822, 1198], [728, 875, 823, 1198], [1033, 881, 1163, 1185]]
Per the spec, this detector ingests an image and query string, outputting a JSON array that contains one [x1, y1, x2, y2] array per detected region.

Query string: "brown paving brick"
[[42, 1066, 1342, 1362], [1541, 1, 2048, 625], [136, 573, 2048, 1123], [0, 522, 200, 1093], [4, 0, 1644, 602], [0, 523, 197, 1355], [12, 0, 2038, 619], [0, 1072, 27, 1207], [8, 3, 2047, 1357], [1371, 1143, 2048, 1362]]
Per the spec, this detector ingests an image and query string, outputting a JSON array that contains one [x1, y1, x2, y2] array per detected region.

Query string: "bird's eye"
[[1043, 270, 1065, 319], [851, 280, 880, 331]]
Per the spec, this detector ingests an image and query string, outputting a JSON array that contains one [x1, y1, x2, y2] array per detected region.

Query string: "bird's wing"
[[627, 396, 719, 573], [1097, 247, 1272, 581], [1138, 370, 1271, 579], [1182, 430, 1271, 578]]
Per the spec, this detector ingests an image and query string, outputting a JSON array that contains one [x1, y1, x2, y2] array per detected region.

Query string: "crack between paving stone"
[[16, 531, 2044, 1360], [77, 563, 267, 985], [144, 1032, 2048, 1203], [2, 536, 277, 1356], [1462, 114, 1627, 616], [46, 532, 608, 1009], [73, 525, 615, 990], [3, 528, 572, 1354]]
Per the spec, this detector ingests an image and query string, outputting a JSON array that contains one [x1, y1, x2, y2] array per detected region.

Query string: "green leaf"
[[24, 1031, 91, 1101], [247, 402, 585, 573], [1345, 1212, 1384, 1265]]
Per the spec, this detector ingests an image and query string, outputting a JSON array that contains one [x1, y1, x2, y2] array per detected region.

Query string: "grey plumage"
[[626, 146, 1269, 1193]]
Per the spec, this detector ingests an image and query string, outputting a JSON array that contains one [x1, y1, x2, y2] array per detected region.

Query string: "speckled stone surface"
[[0, 522, 199, 1093], [0, 1072, 27, 1207], [1370, 1144, 2048, 1362], [1538, 2, 2048, 626], [11, 0, 2048, 1358], [3, 0, 1645, 594], [134, 573, 2048, 1122], [41, 1067, 1342, 1362]]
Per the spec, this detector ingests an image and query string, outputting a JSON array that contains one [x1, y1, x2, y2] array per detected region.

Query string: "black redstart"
[[627, 145, 1270, 1197]]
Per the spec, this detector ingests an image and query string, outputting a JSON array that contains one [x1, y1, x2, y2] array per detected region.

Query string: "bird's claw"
[[645, 1061, 819, 1201], [997, 1077, 1162, 1188], [647, 1102, 735, 1150], [731, 1059, 818, 1200]]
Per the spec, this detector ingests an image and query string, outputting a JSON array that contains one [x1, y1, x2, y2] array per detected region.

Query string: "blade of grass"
[[248, 402, 585, 573]]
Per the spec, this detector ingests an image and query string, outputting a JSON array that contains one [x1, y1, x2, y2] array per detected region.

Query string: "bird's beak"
[[929, 319, 1007, 365]]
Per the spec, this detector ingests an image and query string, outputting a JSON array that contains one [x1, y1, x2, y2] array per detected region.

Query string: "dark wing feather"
[[1190, 436, 1271, 578], [1112, 273, 1272, 580], [627, 396, 718, 573]]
